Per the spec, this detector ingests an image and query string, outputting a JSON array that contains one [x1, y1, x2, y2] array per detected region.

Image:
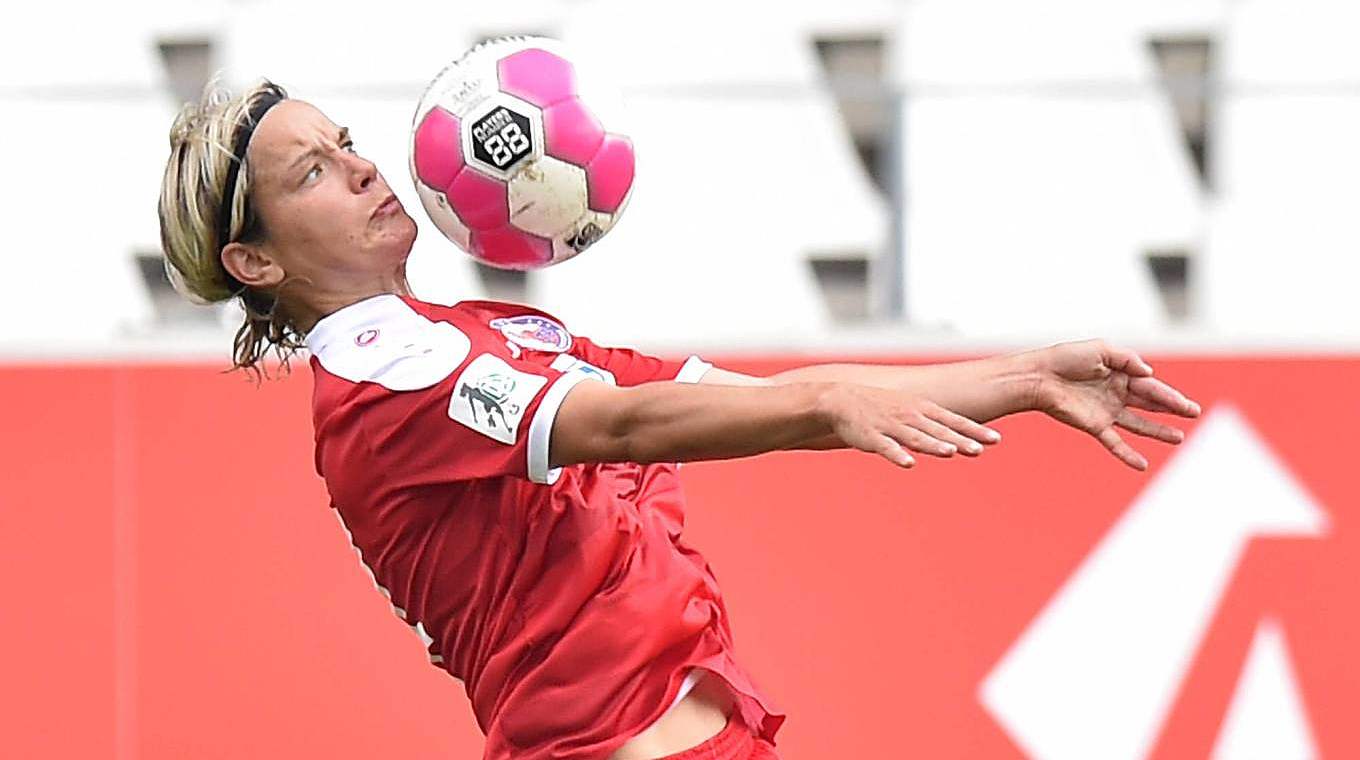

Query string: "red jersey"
[[306, 294, 783, 759]]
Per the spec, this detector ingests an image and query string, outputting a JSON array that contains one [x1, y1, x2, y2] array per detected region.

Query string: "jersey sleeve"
[[560, 335, 712, 387], [359, 348, 596, 485], [465, 300, 711, 387]]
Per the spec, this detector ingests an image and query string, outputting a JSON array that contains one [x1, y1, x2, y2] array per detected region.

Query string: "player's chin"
[[378, 213, 417, 245], [394, 209, 417, 239], [372, 224, 417, 263]]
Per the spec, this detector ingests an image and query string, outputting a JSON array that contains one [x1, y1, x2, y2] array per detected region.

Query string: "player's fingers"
[[1100, 342, 1154, 377], [1124, 394, 1179, 415], [889, 422, 957, 458], [912, 414, 986, 456], [1096, 426, 1148, 471], [925, 405, 1003, 447], [1128, 376, 1202, 418], [869, 433, 916, 468], [843, 425, 917, 467], [1115, 409, 1185, 445]]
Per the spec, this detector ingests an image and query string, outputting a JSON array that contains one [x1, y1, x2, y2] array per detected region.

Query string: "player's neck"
[[293, 270, 413, 334]]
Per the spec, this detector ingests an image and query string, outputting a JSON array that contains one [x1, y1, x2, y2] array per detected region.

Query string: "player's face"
[[244, 100, 416, 303]]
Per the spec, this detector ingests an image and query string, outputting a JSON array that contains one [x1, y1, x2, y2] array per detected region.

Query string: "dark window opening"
[[157, 39, 214, 105], [809, 256, 871, 323], [135, 251, 220, 326], [813, 37, 890, 195], [1145, 249, 1192, 322], [1149, 37, 1214, 189]]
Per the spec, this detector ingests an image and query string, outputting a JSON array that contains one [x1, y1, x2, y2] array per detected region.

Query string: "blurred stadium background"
[[3, 0, 1358, 758]]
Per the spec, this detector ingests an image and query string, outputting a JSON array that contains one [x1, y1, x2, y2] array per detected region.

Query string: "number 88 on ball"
[[409, 36, 636, 270]]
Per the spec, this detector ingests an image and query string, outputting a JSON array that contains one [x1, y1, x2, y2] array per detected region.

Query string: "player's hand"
[[818, 384, 1003, 468], [1028, 340, 1201, 471]]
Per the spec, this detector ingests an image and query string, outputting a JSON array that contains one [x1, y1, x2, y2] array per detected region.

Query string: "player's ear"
[[221, 241, 286, 289]]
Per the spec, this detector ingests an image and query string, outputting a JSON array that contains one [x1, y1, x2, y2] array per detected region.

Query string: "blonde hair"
[[157, 77, 305, 382]]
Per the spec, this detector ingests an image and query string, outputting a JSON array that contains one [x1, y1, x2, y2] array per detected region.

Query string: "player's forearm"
[[768, 353, 1041, 423], [551, 379, 840, 468]]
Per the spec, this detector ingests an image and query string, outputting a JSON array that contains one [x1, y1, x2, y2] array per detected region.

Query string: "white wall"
[[5, 0, 1359, 355], [1202, 0, 1360, 338], [895, 0, 1210, 336], [2, 5, 173, 341]]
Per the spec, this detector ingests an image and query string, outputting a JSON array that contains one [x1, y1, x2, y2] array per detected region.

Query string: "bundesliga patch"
[[549, 354, 617, 386], [489, 315, 572, 353], [447, 354, 547, 445]]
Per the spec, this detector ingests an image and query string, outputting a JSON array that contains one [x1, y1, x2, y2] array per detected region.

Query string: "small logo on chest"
[[489, 315, 572, 353]]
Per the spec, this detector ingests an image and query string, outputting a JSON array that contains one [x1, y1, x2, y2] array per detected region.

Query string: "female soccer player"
[[158, 81, 1200, 760]]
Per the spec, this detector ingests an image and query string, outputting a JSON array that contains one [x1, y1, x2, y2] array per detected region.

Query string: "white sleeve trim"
[[674, 355, 712, 384], [527, 370, 597, 485]]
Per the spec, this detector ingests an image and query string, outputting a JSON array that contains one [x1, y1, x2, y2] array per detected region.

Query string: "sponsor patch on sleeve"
[[447, 354, 547, 444]]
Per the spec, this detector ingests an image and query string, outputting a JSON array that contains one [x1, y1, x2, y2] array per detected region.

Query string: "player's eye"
[[305, 164, 322, 183], [342, 140, 356, 154]]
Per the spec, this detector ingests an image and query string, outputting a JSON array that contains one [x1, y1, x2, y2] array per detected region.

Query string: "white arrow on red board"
[[979, 405, 1328, 760], [1211, 618, 1318, 760]]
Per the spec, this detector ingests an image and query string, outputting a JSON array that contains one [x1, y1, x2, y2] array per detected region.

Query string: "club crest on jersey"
[[489, 315, 572, 353]]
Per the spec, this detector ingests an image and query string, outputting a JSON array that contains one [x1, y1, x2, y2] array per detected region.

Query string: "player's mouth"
[[372, 194, 401, 219]]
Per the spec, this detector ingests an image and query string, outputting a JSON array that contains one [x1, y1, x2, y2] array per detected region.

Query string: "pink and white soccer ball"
[[409, 36, 635, 270]]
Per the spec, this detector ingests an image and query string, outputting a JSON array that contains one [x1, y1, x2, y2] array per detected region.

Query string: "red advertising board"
[[1, 357, 1355, 758]]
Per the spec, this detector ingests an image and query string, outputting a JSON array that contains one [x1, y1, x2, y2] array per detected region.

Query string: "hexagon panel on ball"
[[472, 225, 554, 270], [460, 95, 544, 181], [497, 46, 579, 109], [508, 156, 589, 240]]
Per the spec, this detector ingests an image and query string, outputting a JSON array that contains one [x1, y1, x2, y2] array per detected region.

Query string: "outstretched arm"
[[698, 340, 1201, 471], [739, 355, 1041, 423], [549, 378, 1002, 471]]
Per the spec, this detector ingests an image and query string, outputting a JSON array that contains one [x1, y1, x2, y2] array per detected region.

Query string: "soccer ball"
[[409, 36, 635, 270]]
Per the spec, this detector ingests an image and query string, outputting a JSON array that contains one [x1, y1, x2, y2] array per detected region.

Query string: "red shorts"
[[654, 715, 780, 760]]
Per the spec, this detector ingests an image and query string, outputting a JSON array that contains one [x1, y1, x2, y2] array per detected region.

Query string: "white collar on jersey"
[[305, 293, 473, 391], [304, 293, 406, 356]]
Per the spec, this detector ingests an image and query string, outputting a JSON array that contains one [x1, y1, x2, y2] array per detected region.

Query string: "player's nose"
[[347, 153, 377, 193]]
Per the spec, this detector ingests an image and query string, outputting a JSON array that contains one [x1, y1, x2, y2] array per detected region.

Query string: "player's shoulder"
[[453, 299, 566, 327], [453, 299, 576, 354], [307, 294, 473, 392]]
